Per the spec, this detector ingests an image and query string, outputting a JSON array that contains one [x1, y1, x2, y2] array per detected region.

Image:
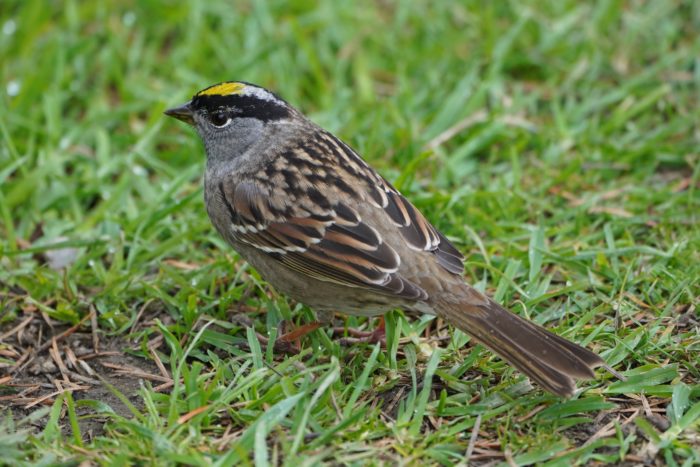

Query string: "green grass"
[[1, 0, 699, 465]]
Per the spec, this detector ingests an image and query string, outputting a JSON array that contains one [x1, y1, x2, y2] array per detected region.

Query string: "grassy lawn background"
[[1, 0, 699, 465]]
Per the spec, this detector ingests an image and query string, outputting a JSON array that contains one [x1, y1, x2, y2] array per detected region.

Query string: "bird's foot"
[[335, 316, 386, 347]]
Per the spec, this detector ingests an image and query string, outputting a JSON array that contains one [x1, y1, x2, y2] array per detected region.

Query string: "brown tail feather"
[[435, 290, 604, 397]]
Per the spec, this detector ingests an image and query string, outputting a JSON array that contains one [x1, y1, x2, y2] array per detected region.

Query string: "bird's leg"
[[336, 316, 386, 346], [274, 311, 388, 349]]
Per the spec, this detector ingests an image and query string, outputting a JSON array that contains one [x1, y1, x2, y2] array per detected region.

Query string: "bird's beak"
[[164, 101, 195, 126]]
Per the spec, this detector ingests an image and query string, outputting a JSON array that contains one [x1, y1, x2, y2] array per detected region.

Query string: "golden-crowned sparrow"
[[165, 81, 605, 396]]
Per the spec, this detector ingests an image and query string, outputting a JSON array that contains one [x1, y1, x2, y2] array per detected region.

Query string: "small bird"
[[165, 81, 605, 397]]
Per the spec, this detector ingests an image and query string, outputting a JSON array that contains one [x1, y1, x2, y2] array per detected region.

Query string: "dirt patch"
[[0, 311, 165, 439]]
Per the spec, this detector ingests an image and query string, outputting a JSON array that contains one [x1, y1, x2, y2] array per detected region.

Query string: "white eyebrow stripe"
[[242, 86, 282, 104]]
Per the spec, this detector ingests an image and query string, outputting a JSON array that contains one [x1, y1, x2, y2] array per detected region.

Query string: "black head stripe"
[[191, 93, 291, 122]]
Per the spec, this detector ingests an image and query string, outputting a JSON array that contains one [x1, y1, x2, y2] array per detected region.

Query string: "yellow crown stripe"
[[197, 82, 246, 97]]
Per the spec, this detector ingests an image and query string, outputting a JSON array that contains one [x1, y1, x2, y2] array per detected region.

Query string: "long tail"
[[435, 288, 604, 397]]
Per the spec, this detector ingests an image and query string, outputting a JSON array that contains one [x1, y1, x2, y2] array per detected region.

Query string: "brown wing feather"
[[219, 177, 427, 300], [317, 130, 464, 275], [378, 181, 464, 275]]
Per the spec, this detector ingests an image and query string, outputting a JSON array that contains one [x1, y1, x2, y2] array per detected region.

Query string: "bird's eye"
[[209, 111, 231, 127]]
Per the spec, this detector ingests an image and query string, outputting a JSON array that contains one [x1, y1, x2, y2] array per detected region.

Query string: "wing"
[[372, 181, 464, 275], [219, 180, 428, 300], [217, 129, 463, 300], [319, 131, 464, 275]]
